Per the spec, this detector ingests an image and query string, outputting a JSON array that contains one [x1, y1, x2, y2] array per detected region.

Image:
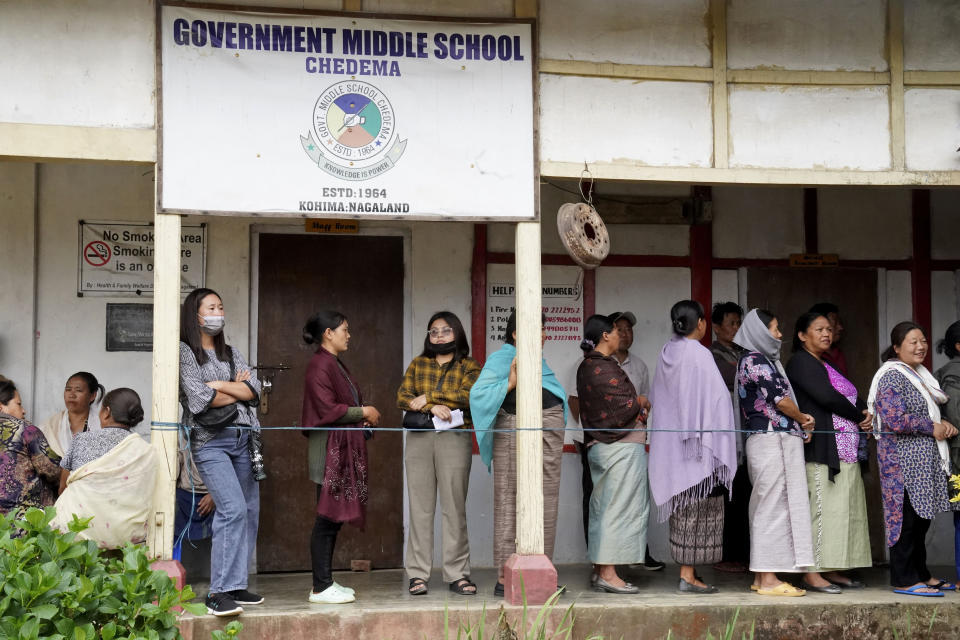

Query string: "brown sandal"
[[408, 577, 428, 596]]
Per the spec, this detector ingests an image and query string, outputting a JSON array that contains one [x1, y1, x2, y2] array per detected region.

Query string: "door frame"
[[248, 223, 414, 571]]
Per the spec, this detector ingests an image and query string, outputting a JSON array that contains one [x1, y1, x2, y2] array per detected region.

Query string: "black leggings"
[[889, 492, 933, 588], [311, 486, 343, 592]]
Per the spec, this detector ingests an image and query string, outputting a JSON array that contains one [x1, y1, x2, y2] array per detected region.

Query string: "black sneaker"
[[229, 589, 264, 605], [205, 592, 243, 617]]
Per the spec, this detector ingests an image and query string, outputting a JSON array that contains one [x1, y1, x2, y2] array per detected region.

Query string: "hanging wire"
[[578, 162, 593, 205]]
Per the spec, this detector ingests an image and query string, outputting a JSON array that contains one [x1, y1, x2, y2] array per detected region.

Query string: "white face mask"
[[199, 314, 225, 336]]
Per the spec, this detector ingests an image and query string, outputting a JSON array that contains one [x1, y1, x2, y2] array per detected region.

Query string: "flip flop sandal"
[[749, 584, 759, 591], [756, 582, 806, 597], [928, 580, 957, 591], [449, 577, 477, 596], [408, 578, 428, 596], [893, 584, 944, 597]]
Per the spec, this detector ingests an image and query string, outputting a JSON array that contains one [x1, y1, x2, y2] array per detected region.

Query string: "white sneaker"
[[333, 582, 355, 595], [308, 585, 356, 604]]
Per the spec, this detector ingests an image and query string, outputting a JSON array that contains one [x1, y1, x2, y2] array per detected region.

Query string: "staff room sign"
[[78, 221, 206, 296]]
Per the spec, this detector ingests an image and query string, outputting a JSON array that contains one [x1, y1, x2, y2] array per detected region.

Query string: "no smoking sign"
[[84, 240, 112, 267]]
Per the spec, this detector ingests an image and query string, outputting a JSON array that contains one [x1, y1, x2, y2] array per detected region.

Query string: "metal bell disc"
[[556, 202, 610, 270]]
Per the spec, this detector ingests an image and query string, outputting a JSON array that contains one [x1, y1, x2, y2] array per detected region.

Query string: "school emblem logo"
[[300, 81, 406, 181]]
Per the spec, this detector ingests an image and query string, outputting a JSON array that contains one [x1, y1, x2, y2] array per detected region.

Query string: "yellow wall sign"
[[789, 253, 839, 267], [304, 219, 359, 234]]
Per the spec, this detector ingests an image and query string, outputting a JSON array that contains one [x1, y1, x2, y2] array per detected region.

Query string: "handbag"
[[192, 347, 240, 431], [402, 362, 453, 430], [402, 411, 435, 430]]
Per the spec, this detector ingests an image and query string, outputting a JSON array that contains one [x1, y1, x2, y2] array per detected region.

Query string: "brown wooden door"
[[255, 233, 404, 572], [746, 267, 885, 561]]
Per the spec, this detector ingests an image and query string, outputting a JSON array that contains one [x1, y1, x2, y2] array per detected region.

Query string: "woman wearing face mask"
[[0, 380, 61, 521], [869, 321, 960, 596], [39, 372, 106, 457], [397, 311, 481, 597], [52, 388, 158, 548], [178, 288, 263, 617]]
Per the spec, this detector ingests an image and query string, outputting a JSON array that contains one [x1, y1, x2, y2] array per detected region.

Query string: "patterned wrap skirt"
[[669, 494, 725, 565]]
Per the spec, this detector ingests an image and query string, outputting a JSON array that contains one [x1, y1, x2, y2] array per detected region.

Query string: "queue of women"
[[3, 288, 960, 619]]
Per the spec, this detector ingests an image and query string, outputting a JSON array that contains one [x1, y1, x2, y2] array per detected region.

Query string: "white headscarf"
[[868, 359, 950, 474], [733, 308, 797, 403]]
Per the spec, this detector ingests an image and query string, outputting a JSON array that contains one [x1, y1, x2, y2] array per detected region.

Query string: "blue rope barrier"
[[150, 421, 894, 435]]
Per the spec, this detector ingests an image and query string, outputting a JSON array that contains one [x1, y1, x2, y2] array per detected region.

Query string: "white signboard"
[[486, 264, 583, 443], [159, 6, 536, 220], [78, 221, 206, 295]]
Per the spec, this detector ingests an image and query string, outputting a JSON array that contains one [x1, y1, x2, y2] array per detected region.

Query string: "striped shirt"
[[178, 342, 261, 449]]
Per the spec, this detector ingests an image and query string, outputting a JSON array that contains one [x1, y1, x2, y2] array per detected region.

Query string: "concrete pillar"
[[148, 210, 183, 575], [504, 220, 557, 605]]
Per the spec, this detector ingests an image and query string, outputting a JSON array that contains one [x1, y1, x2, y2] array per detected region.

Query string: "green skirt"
[[806, 461, 872, 571]]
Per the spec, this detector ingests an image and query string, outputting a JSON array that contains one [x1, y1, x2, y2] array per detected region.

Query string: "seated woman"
[[470, 310, 568, 598], [734, 309, 815, 597], [649, 301, 737, 595], [577, 314, 647, 594], [39, 372, 105, 457], [52, 388, 159, 548], [0, 380, 61, 521]]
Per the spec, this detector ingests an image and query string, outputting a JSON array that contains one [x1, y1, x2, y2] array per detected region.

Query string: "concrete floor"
[[179, 564, 960, 639]]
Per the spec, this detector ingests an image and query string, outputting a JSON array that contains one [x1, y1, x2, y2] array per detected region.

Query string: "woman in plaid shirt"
[[397, 311, 481, 596]]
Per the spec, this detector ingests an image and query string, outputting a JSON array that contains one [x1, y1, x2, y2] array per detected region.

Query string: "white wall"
[[540, 0, 710, 66], [727, 0, 887, 71], [0, 0, 155, 128], [539, 76, 714, 168], [27, 163, 256, 436], [905, 89, 960, 172], [729, 86, 891, 171], [0, 163, 37, 406], [363, 0, 512, 16], [904, 0, 960, 71]]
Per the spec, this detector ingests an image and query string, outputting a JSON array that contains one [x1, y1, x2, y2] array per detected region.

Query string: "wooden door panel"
[[256, 234, 404, 572], [746, 267, 885, 561]]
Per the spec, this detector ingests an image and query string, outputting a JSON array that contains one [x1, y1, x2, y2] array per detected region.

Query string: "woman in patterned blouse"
[[0, 380, 61, 522], [734, 309, 815, 597], [869, 321, 959, 596]]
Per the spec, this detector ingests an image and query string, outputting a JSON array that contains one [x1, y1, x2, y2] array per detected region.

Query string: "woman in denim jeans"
[[179, 288, 263, 617]]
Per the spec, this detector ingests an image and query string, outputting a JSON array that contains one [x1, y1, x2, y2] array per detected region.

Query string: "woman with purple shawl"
[[649, 300, 737, 595], [301, 311, 382, 605]]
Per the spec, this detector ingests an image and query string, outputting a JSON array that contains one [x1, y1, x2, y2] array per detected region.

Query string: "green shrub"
[[0, 507, 205, 640]]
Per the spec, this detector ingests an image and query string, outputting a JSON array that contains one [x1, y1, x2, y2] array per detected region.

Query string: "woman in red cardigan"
[[301, 310, 382, 605]]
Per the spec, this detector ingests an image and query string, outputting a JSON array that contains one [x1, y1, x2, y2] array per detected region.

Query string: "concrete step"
[[178, 565, 960, 639]]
